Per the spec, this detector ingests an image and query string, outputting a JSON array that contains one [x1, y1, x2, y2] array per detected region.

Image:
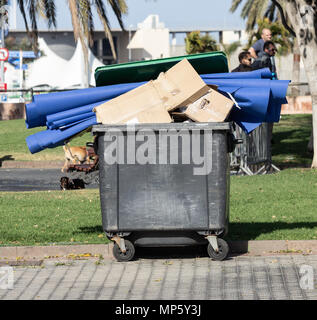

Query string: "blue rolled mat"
[[26, 82, 145, 128], [203, 78, 290, 132], [25, 68, 290, 152], [25, 68, 273, 129], [26, 116, 97, 154], [45, 100, 108, 125], [47, 111, 96, 129], [58, 116, 96, 130], [234, 121, 262, 134], [201, 67, 272, 80], [51, 116, 97, 144], [224, 87, 270, 121]]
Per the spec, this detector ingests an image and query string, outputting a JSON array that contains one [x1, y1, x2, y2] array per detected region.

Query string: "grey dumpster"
[[92, 122, 233, 261]]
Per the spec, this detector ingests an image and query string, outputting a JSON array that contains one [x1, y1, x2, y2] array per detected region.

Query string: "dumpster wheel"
[[207, 238, 229, 261], [113, 239, 135, 262]]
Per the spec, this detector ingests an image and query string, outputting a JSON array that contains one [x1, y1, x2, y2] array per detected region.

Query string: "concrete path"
[[1, 254, 317, 300]]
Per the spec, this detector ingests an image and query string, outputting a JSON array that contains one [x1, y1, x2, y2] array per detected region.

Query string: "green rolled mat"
[[95, 51, 228, 87]]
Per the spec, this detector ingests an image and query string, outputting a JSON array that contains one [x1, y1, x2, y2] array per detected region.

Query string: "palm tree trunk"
[[292, 38, 300, 96], [68, 0, 89, 88]]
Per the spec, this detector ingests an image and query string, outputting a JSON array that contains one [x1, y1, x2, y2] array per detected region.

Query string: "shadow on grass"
[[272, 128, 312, 168], [75, 221, 317, 241], [228, 221, 317, 240], [73, 221, 317, 240], [75, 226, 103, 234]]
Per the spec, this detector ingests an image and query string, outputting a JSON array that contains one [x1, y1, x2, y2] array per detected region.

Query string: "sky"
[[11, 0, 246, 31]]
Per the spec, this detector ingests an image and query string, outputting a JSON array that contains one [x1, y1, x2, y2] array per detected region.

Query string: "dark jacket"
[[251, 52, 278, 78], [251, 52, 273, 72], [231, 64, 253, 73]]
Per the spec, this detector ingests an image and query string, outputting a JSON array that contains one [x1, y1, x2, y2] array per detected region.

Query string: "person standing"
[[231, 51, 253, 72], [251, 41, 277, 76], [249, 28, 272, 59], [251, 40, 278, 146]]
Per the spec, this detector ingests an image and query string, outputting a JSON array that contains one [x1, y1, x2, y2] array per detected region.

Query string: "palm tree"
[[230, 0, 299, 92], [230, 0, 276, 32], [17, 0, 56, 52], [185, 31, 219, 54], [247, 18, 293, 55], [17, 0, 128, 86], [221, 41, 241, 69], [231, 0, 317, 167]]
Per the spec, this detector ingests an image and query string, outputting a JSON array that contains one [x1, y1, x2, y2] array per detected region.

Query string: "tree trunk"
[[281, 0, 317, 167], [292, 38, 301, 96]]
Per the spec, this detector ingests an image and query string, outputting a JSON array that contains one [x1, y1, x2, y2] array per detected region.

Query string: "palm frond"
[[41, 0, 56, 28], [26, 1, 37, 34], [230, 0, 243, 13], [246, 0, 268, 31], [264, 2, 277, 21], [107, 0, 127, 30], [95, 0, 117, 60], [78, 0, 94, 47], [241, 0, 254, 20], [17, 0, 30, 33]]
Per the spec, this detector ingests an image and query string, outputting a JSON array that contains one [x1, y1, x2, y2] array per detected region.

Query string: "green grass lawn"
[[0, 114, 316, 246], [0, 114, 313, 163], [272, 114, 312, 167], [0, 189, 105, 246], [0, 119, 92, 161], [0, 168, 316, 246], [230, 168, 317, 240]]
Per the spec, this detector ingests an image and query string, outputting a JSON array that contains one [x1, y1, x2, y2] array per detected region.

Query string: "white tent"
[[62, 39, 105, 88], [26, 38, 104, 89]]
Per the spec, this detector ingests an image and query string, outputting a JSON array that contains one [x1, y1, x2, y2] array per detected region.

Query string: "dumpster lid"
[[94, 52, 228, 87], [92, 122, 232, 133]]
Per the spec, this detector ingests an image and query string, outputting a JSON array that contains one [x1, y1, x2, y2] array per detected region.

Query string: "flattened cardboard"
[[93, 59, 209, 124], [94, 81, 172, 124], [184, 88, 234, 123], [153, 59, 210, 111], [125, 104, 172, 124]]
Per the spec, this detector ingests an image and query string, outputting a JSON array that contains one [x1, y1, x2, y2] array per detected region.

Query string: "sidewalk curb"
[[1, 240, 317, 261], [0, 244, 113, 261], [1, 161, 63, 169]]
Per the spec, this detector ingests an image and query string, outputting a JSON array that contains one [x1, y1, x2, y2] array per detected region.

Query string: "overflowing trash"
[[25, 53, 289, 154], [22, 52, 291, 261]]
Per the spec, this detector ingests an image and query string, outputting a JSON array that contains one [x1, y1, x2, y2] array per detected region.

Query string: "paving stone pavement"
[[1, 255, 317, 300]]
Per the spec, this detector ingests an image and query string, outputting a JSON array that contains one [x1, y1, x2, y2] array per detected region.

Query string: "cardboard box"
[[93, 59, 209, 124], [183, 88, 234, 122], [153, 59, 210, 111], [94, 81, 172, 124], [125, 104, 172, 124]]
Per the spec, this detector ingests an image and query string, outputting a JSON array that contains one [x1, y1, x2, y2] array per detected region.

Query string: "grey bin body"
[[92, 122, 232, 250]]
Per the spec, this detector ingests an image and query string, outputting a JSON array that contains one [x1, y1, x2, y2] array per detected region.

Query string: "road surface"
[[0, 168, 98, 192]]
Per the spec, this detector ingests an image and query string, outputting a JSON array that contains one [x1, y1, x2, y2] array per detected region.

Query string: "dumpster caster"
[[207, 238, 229, 261], [112, 239, 135, 262]]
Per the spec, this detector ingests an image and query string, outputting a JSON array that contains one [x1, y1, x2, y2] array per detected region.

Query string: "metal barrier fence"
[[230, 122, 280, 175], [287, 82, 310, 97]]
